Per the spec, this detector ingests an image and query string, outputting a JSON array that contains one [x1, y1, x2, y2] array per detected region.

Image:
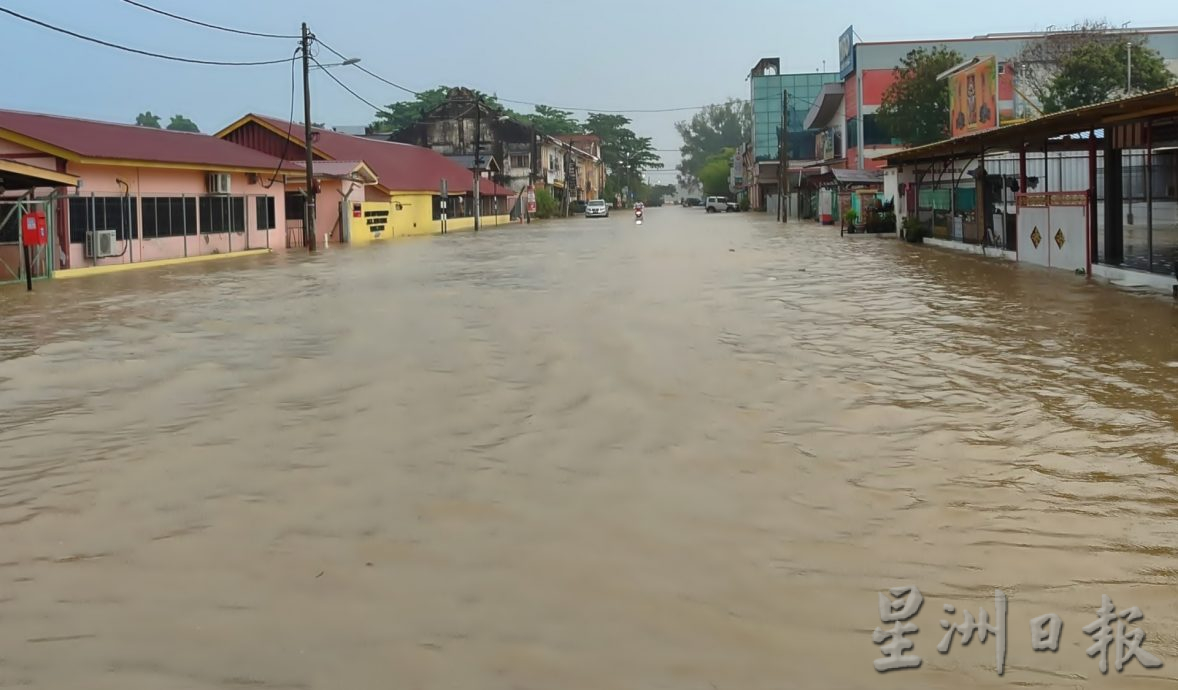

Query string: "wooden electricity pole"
[[473, 95, 482, 232], [301, 22, 317, 251], [779, 89, 789, 223]]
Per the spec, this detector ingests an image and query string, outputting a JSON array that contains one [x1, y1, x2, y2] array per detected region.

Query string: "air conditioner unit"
[[85, 229, 118, 258], [206, 172, 231, 195]]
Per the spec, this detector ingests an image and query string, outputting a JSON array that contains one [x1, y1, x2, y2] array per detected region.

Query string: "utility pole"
[[563, 142, 573, 217], [473, 95, 482, 232], [526, 125, 536, 224], [1127, 40, 1133, 94], [301, 22, 317, 251], [778, 89, 789, 223]]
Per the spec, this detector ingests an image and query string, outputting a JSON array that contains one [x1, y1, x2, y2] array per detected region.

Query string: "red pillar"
[[1088, 129, 1098, 272]]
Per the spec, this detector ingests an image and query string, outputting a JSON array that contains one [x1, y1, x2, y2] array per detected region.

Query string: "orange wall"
[[844, 74, 859, 118], [854, 62, 1014, 109]]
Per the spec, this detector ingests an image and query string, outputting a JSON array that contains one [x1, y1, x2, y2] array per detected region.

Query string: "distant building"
[[827, 25, 1178, 169], [218, 113, 512, 244], [383, 87, 537, 195], [746, 58, 840, 212], [550, 134, 606, 202]]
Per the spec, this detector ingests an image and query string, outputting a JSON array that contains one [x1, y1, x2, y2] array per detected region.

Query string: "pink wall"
[[63, 163, 287, 269], [288, 178, 368, 245]]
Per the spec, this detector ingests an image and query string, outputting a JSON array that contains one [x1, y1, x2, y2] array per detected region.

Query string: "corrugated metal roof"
[[290, 160, 377, 182], [0, 108, 282, 170], [246, 115, 512, 196], [832, 168, 884, 184]]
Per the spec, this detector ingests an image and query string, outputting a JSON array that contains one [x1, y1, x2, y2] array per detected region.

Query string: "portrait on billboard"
[[950, 57, 998, 137]]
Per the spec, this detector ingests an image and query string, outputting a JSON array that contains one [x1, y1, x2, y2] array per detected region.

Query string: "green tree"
[[586, 113, 662, 197], [1042, 39, 1173, 113], [166, 115, 200, 133], [643, 183, 677, 206], [674, 99, 750, 187], [1015, 20, 1174, 115], [135, 111, 162, 128], [527, 105, 583, 136], [698, 149, 733, 197], [369, 86, 515, 133], [369, 86, 448, 133], [876, 46, 964, 146]]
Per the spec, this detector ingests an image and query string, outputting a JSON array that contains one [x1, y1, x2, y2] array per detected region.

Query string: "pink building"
[[0, 108, 291, 282]]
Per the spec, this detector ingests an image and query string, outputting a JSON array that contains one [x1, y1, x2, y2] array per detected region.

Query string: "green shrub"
[[534, 187, 559, 219], [739, 197, 750, 212], [902, 216, 925, 242]]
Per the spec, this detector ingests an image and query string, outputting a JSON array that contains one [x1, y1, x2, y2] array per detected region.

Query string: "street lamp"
[[312, 58, 360, 70]]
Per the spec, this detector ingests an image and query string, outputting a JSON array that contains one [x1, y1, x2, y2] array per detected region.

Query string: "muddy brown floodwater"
[[2, 209, 1178, 689]]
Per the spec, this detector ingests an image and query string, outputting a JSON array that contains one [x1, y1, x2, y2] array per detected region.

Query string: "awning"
[[0, 159, 79, 189], [803, 83, 845, 131], [287, 160, 378, 185], [832, 168, 883, 185]]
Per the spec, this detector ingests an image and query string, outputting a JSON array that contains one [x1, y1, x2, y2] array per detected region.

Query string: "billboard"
[[949, 56, 999, 138], [838, 26, 855, 79]]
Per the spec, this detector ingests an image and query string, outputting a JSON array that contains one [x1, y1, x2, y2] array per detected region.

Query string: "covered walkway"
[[885, 87, 1178, 279], [0, 159, 78, 283]]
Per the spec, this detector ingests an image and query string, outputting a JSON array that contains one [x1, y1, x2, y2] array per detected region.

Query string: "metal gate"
[[1016, 192, 1091, 273], [0, 197, 56, 285]]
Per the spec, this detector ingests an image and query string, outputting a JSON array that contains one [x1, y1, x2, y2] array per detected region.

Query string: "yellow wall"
[[346, 192, 511, 245]]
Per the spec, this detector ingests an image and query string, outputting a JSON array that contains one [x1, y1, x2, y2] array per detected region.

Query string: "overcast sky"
[[2, 0, 1175, 180]]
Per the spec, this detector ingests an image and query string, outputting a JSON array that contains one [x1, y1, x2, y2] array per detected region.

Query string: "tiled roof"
[[0, 108, 282, 170], [245, 115, 513, 196]]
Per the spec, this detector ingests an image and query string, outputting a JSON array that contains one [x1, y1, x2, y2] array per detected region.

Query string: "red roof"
[[244, 115, 512, 196], [0, 108, 282, 170]]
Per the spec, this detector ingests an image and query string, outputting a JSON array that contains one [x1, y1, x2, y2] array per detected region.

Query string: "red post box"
[[21, 211, 47, 246]]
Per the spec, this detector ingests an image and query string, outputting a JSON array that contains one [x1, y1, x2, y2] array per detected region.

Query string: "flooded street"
[[4, 208, 1178, 689]]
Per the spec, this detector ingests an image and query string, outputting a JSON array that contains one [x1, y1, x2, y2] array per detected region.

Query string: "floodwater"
[[2, 209, 1178, 689]]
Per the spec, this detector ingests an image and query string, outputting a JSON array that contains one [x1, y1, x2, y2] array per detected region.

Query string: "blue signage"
[[838, 26, 855, 79]]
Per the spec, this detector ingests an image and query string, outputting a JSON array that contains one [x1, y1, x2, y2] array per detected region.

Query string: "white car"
[[585, 199, 610, 218], [705, 196, 732, 213]]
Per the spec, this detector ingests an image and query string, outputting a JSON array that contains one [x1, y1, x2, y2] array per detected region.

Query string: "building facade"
[[553, 134, 607, 202], [834, 25, 1178, 170], [218, 114, 513, 245], [748, 58, 840, 211], [0, 109, 293, 283]]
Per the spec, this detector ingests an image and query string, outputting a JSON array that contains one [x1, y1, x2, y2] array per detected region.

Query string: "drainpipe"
[[117, 178, 133, 264]]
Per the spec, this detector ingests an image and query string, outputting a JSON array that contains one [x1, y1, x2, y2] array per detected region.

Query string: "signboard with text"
[[838, 26, 855, 79], [949, 56, 999, 138]]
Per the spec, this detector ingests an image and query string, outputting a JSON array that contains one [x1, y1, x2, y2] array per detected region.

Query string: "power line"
[[315, 39, 420, 97], [312, 57, 388, 115], [262, 47, 302, 189], [0, 5, 295, 66], [313, 36, 741, 115], [119, 0, 299, 39]]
